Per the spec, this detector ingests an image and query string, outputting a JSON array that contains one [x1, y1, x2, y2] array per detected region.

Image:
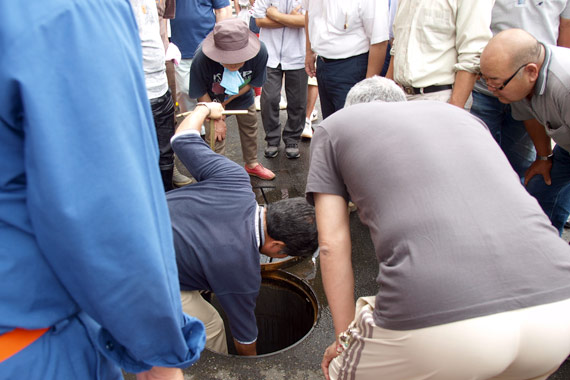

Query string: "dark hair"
[[266, 198, 318, 257]]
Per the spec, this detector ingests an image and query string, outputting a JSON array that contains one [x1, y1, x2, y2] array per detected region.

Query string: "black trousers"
[[150, 89, 175, 191]]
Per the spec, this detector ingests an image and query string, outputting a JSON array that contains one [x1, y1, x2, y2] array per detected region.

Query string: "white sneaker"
[[279, 96, 287, 110], [172, 165, 194, 187], [301, 118, 313, 139], [310, 108, 318, 121], [255, 95, 261, 111]]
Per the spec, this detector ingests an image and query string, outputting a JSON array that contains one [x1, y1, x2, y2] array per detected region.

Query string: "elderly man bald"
[[480, 28, 570, 234]]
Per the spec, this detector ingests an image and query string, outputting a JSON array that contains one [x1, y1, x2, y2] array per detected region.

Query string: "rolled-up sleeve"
[[454, 0, 493, 73]]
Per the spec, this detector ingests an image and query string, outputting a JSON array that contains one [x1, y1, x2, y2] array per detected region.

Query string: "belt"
[[0, 327, 49, 362], [402, 84, 453, 95]]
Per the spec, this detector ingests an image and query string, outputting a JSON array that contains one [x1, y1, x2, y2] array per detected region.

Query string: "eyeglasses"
[[480, 63, 528, 91]]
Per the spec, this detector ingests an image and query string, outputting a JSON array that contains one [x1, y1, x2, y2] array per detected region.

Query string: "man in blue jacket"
[[0, 1, 205, 378]]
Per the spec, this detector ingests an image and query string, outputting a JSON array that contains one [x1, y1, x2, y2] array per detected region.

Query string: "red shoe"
[[245, 163, 276, 180]]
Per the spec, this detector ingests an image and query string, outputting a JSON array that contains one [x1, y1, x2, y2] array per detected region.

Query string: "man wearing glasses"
[[480, 28, 570, 235], [470, 0, 570, 182]]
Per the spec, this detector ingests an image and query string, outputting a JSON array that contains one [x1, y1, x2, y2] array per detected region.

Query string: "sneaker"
[[264, 145, 279, 158], [255, 95, 261, 111], [302, 119, 313, 139], [172, 165, 194, 187], [279, 96, 287, 110], [245, 163, 276, 180], [285, 143, 300, 159], [310, 108, 318, 121]]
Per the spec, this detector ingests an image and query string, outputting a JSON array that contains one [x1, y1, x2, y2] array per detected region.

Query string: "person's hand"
[[524, 159, 553, 186], [321, 341, 340, 380], [206, 102, 224, 120], [290, 5, 301, 15], [305, 51, 317, 77], [214, 118, 227, 141], [266, 6, 279, 19], [136, 367, 184, 380]]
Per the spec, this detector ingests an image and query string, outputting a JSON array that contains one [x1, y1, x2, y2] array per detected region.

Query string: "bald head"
[[482, 29, 542, 73]]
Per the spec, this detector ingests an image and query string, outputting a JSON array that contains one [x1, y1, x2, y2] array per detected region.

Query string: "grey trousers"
[[261, 66, 307, 146]]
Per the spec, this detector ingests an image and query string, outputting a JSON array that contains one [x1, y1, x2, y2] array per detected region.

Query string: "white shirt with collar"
[[302, 0, 390, 59], [391, 0, 493, 88], [252, 0, 306, 70]]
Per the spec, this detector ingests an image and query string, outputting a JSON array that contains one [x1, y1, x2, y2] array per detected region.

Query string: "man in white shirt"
[[253, 0, 307, 159], [387, 0, 494, 109], [303, 0, 391, 120]]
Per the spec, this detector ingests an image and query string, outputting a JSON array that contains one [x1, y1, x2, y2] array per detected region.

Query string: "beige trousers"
[[205, 103, 259, 166], [330, 296, 570, 380], [180, 290, 228, 354]]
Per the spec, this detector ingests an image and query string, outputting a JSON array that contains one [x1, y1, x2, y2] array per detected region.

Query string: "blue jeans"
[[316, 52, 368, 120], [526, 145, 570, 235], [470, 91, 536, 180]]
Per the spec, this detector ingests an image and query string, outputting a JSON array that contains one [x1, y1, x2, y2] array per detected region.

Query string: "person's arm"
[[136, 367, 184, 380], [233, 0, 241, 14], [385, 54, 394, 80], [557, 17, 570, 48], [366, 41, 388, 78], [523, 118, 553, 186], [314, 193, 355, 380], [448, 70, 477, 108], [197, 94, 227, 141], [222, 84, 252, 107], [234, 340, 257, 356], [215, 4, 232, 21], [265, 5, 305, 28], [304, 12, 317, 77], [451, 0, 493, 107], [176, 102, 224, 134]]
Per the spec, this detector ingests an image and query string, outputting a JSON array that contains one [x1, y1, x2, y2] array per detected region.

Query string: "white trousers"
[[174, 58, 197, 113], [330, 296, 570, 380]]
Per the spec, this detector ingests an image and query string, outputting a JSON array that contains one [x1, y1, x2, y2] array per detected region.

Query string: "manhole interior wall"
[[209, 270, 319, 357]]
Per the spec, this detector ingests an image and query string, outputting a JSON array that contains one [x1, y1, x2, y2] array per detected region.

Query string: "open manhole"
[[209, 270, 319, 357]]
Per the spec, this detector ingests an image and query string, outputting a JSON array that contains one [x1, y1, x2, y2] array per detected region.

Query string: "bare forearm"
[[315, 194, 355, 336], [215, 5, 232, 22], [366, 41, 388, 78], [256, 17, 285, 28], [524, 118, 552, 156], [175, 104, 210, 134], [448, 70, 477, 108], [222, 84, 252, 107], [558, 17, 570, 48], [268, 13, 305, 28], [234, 339, 257, 356]]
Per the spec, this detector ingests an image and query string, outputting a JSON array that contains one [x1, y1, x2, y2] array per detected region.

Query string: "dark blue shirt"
[[170, 0, 230, 58], [168, 132, 261, 343], [189, 43, 268, 110], [0, 0, 204, 376]]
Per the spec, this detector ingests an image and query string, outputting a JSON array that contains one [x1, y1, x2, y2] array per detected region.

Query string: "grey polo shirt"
[[511, 45, 570, 152], [306, 101, 570, 330], [473, 0, 570, 96]]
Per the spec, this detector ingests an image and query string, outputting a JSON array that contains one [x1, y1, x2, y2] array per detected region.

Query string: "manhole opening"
[[208, 270, 319, 357]]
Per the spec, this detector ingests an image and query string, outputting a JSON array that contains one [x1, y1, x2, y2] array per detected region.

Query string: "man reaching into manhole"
[[166, 101, 318, 356], [307, 77, 570, 380]]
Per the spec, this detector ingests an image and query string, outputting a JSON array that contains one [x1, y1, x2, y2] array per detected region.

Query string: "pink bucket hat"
[[202, 18, 261, 64]]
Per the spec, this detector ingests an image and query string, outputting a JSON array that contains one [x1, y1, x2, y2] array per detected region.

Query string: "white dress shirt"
[[303, 0, 390, 59]]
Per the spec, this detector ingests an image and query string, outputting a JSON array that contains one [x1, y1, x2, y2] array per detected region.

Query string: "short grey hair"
[[344, 76, 406, 107]]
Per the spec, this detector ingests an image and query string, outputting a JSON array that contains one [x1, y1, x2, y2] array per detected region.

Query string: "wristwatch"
[[537, 154, 554, 161]]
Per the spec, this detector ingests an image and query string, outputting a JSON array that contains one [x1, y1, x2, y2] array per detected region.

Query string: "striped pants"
[[330, 296, 570, 380]]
